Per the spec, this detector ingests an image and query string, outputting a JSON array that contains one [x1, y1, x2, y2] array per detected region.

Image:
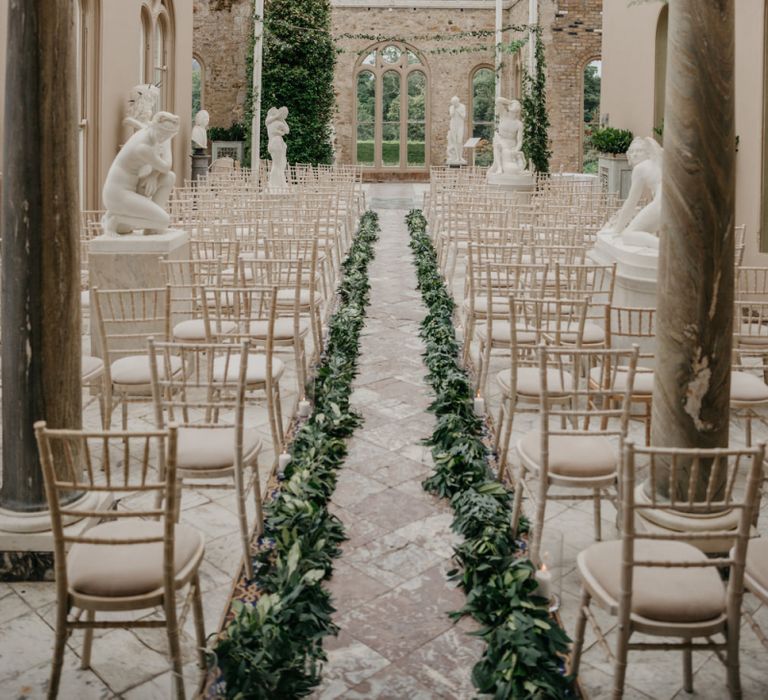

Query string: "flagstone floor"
[[1, 183, 768, 698]]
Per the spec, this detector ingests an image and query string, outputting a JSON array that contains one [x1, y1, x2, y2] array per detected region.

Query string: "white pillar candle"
[[534, 564, 552, 601], [298, 398, 311, 418], [473, 393, 486, 417], [278, 452, 291, 470]]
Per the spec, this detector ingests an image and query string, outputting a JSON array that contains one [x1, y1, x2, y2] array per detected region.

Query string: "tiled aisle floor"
[[312, 185, 486, 699]]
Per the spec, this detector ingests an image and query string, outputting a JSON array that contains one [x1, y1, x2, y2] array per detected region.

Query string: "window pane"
[[407, 50, 421, 65], [192, 58, 202, 117], [381, 70, 400, 123], [382, 123, 400, 166], [357, 123, 374, 165], [382, 45, 402, 64], [407, 71, 426, 122], [362, 50, 376, 66], [472, 68, 495, 124], [357, 71, 375, 123], [407, 123, 425, 166]]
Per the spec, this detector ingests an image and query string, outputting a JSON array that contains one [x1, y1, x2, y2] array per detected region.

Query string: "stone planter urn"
[[598, 153, 632, 200]]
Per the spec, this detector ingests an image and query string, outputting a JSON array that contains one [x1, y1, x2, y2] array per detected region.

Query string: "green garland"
[[522, 26, 551, 174], [407, 210, 573, 699], [211, 212, 380, 699]]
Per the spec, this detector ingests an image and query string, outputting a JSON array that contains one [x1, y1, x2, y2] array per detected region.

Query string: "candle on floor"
[[473, 392, 486, 417], [534, 562, 552, 601], [298, 397, 311, 418], [278, 451, 291, 470]]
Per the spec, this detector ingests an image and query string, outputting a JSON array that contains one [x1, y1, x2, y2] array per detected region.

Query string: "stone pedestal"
[[191, 149, 210, 181], [487, 172, 535, 203], [589, 231, 658, 308], [88, 228, 190, 356], [598, 154, 632, 199]]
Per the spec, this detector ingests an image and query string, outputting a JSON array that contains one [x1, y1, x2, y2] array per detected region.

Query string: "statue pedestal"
[[487, 172, 535, 202], [191, 149, 210, 181], [589, 230, 658, 308], [88, 228, 190, 357]]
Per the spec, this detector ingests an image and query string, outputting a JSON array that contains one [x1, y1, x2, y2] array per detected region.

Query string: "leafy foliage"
[[258, 0, 336, 165], [589, 126, 633, 155], [407, 210, 573, 699], [582, 63, 601, 126], [212, 212, 380, 699], [521, 27, 551, 174], [208, 123, 248, 143]]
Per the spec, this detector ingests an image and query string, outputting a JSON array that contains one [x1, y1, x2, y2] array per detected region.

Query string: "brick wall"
[[192, 0, 252, 128], [193, 0, 603, 173]]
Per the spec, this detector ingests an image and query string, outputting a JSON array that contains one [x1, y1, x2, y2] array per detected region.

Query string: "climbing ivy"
[[407, 210, 573, 699], [257, 0, 336, 165], [522, 27, 551, 174], [210, 212, 380, 699]]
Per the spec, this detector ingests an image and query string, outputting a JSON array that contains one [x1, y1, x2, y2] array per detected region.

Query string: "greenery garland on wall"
[[407, 210, 572, 699], [210, 212, 380, 699], [522, 26, 551, 174]]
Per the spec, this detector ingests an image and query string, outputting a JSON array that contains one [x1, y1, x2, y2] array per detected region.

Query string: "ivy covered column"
[[650, 0, 735, 498], [0, 1, 81, 517]]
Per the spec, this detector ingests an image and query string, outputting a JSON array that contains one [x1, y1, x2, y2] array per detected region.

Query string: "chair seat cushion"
[[211, 353, 284, 384], [177, 426, 262, 470], [730, 371, 768, 402], [68, 520, 203, 598], [589, 365, 655, 395], [248, 318, 310, 340], [173, 319, 237, 341], [745, 538, 768, 596], [517, 430, 617, 478], [276, 288, 312, 306], [110, 354, 182, 385], [579, 539, 726, 623], [475, 321, 536, 345], [463, 295, 510, 315], [497, 367, 573, 397], [559, 321, 606, 345], [81, 355, 104, 381]]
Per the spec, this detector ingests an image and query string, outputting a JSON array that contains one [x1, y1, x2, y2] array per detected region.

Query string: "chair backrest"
[[92, 287, 171, 361], [734, 299, 768, 354], [34, 421, 180, 598], [620, 440, 764, 628]]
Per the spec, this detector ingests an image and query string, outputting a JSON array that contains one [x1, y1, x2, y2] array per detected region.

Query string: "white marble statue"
[[102, 111, 180, 236], [266, 106, 290, 191], [191, 109, 210, 151], [488, 97, 527, 176], [446, 96, 467, 165], [605, 136, 663, 248]]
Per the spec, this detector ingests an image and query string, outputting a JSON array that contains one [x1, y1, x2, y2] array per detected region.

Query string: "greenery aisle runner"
[[407, 210, 573, 699], [210, 212, 380, 699]]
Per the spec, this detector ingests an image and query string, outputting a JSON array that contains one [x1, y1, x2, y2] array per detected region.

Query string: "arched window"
[[75, 0, 100, 210], [141, 0, 175, 112], [582, 58, 601, 173], [470, 66, 495, 167], [140, 5, 151, 83], [154, 13, 168, 110], [354, 42, 430, 170], [654, 5, 669, 138], [192, 55, 204, 118]]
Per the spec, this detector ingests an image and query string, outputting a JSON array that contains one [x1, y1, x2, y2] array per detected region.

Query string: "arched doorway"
[[654, 5, 669, 139], [354, 42, 430, 172], [582, 57, 601, 172]]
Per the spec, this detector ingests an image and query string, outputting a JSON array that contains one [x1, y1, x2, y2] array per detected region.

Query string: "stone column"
[[651, 0, 735, 500], [0, 0, 81, 513]]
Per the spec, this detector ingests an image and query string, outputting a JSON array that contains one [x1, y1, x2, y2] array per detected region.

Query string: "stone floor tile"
[[326, 560, 390, 615], [0, 588, 31, 625], [343, 664, 436, 699], [5, 653, 114, 700], [389, 512, 459, 558], [0, 611, 57, 683], [314, 630, 390, 692], [347, 487, 438, 533], [331, 470, 389, 509]]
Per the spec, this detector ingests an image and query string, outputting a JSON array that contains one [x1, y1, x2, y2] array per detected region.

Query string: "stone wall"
[[192, 0, 252, 128], [192, 0, 603, 174]]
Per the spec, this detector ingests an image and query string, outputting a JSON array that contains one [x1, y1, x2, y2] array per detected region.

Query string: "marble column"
[[651, 0, 735, 500], [0, 1, 82, 513]]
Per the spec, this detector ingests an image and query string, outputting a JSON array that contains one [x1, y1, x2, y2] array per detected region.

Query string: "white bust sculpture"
[[266, 106, 290, 191], [102, 111, 180, 236], [605, 136, 663, 248], [446, 96, 467, 165], [191, 109, 210, 151], [488, 97, 527, 176]]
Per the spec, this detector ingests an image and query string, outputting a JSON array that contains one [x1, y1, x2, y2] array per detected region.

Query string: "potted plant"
[[590, 126, 633, 198]]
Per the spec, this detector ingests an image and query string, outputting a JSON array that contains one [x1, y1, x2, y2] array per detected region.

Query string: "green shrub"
[[590, 126, 633, 155]]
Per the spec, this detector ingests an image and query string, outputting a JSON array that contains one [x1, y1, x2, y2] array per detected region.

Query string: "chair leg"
[[593, 489, 602, 542], [80, 609, 95, 669], [497, 399, 515, 482], [164, 595, 186, 700], [273, 383, 285, 448], [252, 462, 264, 537], [121, 395, 128, 431], [725, 622, 743, 699], [570, 586, 591, 677], [235, 472, 254, 580], [191, 573, 207, 670], [510, 465, 525, 538], [682, 642, 693, 694], [644, 401, 651, 446], [531, 480, 548, 566], [48, 604, 69, 700], [612, 621, 630, 700]]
